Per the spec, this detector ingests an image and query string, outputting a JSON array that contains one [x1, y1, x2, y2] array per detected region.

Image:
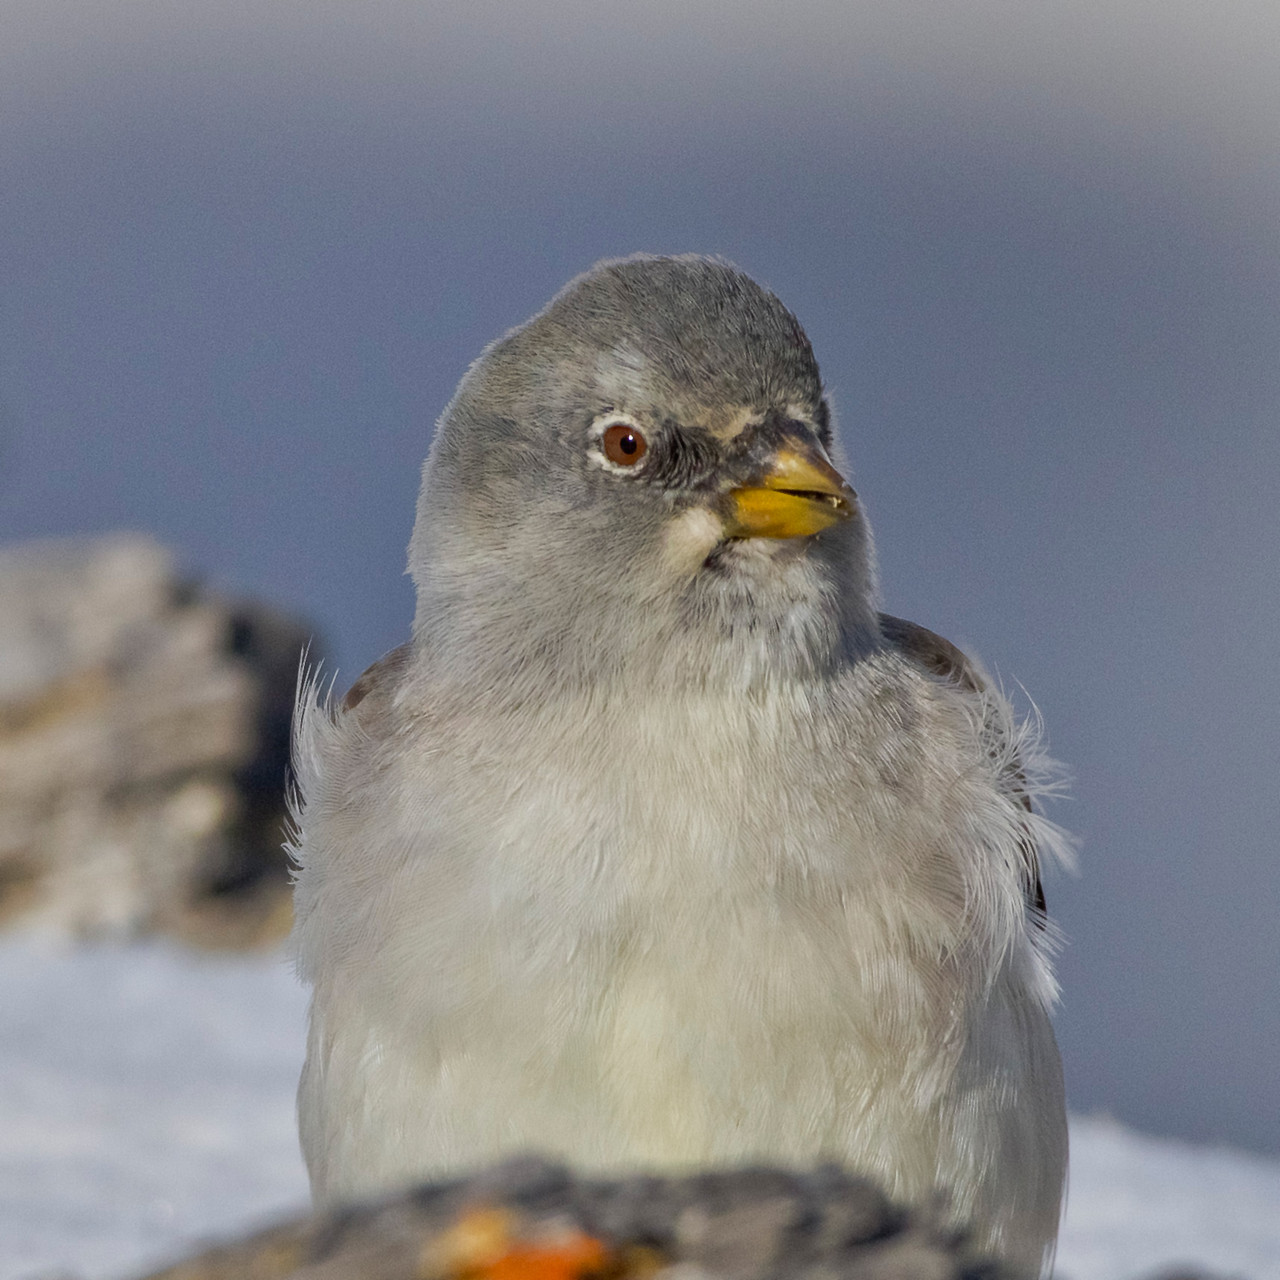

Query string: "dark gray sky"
[[4, 2, 1279, 1154]]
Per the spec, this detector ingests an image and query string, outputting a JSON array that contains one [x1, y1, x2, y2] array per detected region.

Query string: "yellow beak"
[[723, 445, 855, 540]]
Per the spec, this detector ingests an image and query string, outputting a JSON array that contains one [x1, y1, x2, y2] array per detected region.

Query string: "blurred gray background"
[[3, 2, 1277, 1155]]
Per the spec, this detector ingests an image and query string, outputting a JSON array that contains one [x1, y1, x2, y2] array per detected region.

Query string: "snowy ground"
[[2, 939, 1278, 1280]]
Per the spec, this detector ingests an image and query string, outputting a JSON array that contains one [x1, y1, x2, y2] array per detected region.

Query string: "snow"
[[0, 940, 308, 1280], [1, 938, 1277, 1280]]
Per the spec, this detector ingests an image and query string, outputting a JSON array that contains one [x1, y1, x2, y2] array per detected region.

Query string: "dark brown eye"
[[601, 422, 648, 467]]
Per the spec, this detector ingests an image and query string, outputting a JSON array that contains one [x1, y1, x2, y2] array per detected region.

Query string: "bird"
[[288, 254, 1069, 1274]]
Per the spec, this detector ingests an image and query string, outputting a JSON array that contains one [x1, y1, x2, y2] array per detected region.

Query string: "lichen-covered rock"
[[0, 534, 314, 944], [141, 1158, 1010, 1280]]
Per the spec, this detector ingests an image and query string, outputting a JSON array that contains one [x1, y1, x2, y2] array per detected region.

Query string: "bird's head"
[[410, 255, 879, 698]]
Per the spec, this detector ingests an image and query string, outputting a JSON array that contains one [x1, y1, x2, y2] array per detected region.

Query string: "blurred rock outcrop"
[[0, 534, 314, 945], [142, 1157, 1005, 1280]]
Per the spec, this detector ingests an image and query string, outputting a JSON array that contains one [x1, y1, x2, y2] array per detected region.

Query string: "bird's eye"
[[601, 423, 648, 467]]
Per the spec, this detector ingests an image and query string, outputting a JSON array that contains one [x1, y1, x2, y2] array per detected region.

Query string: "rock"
[[0, 533, 316, 945], [139, 1158, 1010, 1280]]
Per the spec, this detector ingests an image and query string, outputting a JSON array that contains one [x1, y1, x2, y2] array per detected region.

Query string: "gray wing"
[[878, 613, 1048, 921]]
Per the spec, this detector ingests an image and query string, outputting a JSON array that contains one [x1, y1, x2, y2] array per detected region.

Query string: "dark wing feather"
[[878, 613, 1048, 921], [341, 643, 413, 714]]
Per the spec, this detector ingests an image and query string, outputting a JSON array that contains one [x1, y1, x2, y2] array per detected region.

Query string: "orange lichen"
[[423, 1207, 617, 1280]]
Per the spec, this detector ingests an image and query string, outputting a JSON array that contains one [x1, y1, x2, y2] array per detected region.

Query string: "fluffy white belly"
[[295, 682, 1065, 1270], [307, 888, 960, 1188]]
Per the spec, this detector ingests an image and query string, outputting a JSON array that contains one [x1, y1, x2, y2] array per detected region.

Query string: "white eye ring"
[[588, 413, 651, 474]]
